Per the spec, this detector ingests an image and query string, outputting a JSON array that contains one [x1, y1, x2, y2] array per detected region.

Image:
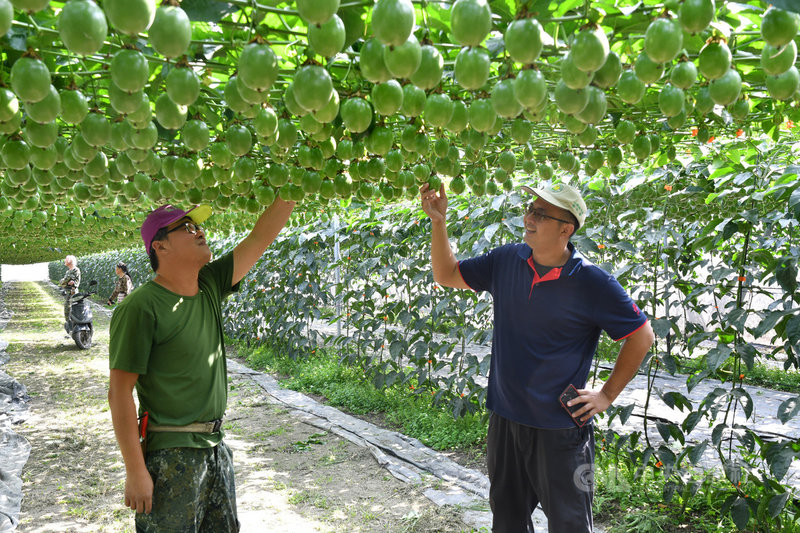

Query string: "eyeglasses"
[[525, 203, 573, 225], [166, 221, 202, 235]]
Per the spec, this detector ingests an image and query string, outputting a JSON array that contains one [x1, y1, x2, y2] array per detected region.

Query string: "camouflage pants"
[[135, 442, 240, 533]]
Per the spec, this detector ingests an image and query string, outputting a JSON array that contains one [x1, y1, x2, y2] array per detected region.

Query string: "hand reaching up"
[[420, 183, 448, 223]]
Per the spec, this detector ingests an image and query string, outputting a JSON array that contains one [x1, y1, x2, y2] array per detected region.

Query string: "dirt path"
[[1, 281, 477, 533]]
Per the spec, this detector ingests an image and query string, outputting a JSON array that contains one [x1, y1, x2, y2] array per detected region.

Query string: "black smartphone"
[[559, 384, 587, 427]]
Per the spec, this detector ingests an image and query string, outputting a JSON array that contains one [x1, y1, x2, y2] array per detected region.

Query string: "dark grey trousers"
[[487, 412, 595, 533]]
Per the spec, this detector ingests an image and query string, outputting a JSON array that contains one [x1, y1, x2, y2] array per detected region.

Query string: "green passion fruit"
[[504, 18, 543, 64], [451, 0, 492, 47], [371, 0, 414, 47], [643, 17, 683, 64]]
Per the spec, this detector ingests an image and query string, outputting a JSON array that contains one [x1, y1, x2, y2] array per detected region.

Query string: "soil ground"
[[1, 281, 479, 533]]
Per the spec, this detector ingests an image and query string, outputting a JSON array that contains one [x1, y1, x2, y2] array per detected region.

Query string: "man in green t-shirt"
[[108, 198, 295, 531]]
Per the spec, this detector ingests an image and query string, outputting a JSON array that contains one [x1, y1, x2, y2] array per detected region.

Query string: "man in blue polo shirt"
[[420, 181, 654, 532]]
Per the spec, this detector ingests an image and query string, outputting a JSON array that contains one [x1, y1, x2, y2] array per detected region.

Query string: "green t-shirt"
[[109, 252, 239, 451]]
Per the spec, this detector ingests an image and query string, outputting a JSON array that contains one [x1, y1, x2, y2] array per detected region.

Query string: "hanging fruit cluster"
[[0, 0, 799, 262]]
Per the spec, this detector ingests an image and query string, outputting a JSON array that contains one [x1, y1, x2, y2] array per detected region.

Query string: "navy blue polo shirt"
[[458, 242, 647, 429]]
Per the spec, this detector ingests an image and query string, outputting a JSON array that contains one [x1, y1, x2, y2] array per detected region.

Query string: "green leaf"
[[650, 317, 673, 339], [775, 257, 798, 294], [688, 440, 708, 464], [656, 420, 672, 443], [768, 492, 791, 518], [730, 497, 751, 530], [705, 344, 732, 372], [182, 0, 238, 22], [777, 396, 800, 424], [711, 423, 727, 446], [765, 443, 796, 480], [483, 222, 500, 242], [661, 391, 693, 411], [737, 343, 757, 371], [617, 403, 636, 424]]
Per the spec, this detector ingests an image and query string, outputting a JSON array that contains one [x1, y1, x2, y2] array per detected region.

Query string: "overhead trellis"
[[1, 0, 799, 263]]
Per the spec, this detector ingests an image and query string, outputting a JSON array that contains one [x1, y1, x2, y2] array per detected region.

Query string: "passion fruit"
[[634, 53, 664, 84], [658, 85, 685, 117], [761, 41, 797, 76], [561, 53, 592, 90], [571, 25, 609, 73], [455, 46, 490, 90], [292, 66, 334, 113], [238, 43, 279, 92], [451, 0, 492, 47], [296, 0, 339, 25], [554, 79, 589, 115], [491, 79, 522, 119], [592, 52, 622, 89], [504, 18, 543, 64], [340, 97, 373, 133], [643, 17, 683, 64], [384, 34, 422, 79], [698, 40, 731, 80], [359, 38, 392, 83], [421, 93, 452, 129], [616, 70, 646, 104], [104, 0, 155, 36], [58, 0, 107, 56], [513, 69, 547, 110], [166, 67, 200, 106], [766, 66, 800, 100], [678, 0, 714, 35], [148, 6, 191, 59], [670, 60, 698, 89], [309, 14, 346, 58], [574, 86, 607, 125], [111, 49, 149, 94], [10, 56, 51, 103], [708, 68, 741, 106], [409, 45, 444, 89], [761, 7, 799, 48], [369, 5, 412, 47]]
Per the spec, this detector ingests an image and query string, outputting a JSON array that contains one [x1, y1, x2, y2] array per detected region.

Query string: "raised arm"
[[232, 197, 296, 286], [420, 183, 470, 290]]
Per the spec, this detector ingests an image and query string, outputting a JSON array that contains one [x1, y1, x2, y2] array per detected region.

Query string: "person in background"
[[59, 255, 81, 322], [420, 181, 654, 532], [107, 198, 295, 532], [107, 262, 134, 305]]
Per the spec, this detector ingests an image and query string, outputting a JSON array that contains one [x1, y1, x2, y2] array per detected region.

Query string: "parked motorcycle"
[[63, 280, 97, 350]]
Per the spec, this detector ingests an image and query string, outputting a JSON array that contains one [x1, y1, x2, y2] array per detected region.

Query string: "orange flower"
[[707, 136, 715, 143], [598, 244, 606, 250], [787, 120, 794, 129], [460, 393, 465, 397], [427, 359, 432, 364], [655, 461, 663, 468], [691, 128, 698, 137], [664, 184, 673, 191], [736, 129, 744, 137], [739, 373, 745, 380], [738, 276, 746, 282], [464, 216, 469, 220], [409, 385, 415, 390]]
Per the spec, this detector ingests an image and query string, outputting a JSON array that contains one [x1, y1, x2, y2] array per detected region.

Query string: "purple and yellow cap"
[[141, 204, 212, 253]]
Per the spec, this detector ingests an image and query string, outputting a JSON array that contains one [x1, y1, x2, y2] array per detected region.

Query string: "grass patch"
[[240, 344, 488, 451]]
